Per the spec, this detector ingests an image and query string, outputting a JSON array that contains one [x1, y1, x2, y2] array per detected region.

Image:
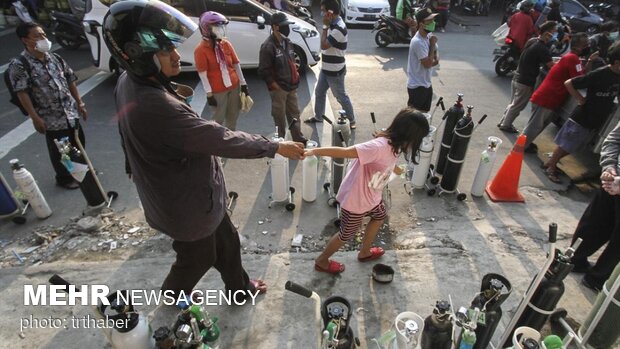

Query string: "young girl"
[[306, 108, 430, 274]]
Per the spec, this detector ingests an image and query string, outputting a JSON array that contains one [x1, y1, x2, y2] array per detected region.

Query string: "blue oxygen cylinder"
[[0, 172, 20, 217]]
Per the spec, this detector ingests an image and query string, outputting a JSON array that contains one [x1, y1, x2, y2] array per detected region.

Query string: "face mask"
[[35, 38, 52, 53], [610, 31, 619, 41], [424, 21, 436, 32], [279, 25, 290, 37], [211, 26, 226, 40]]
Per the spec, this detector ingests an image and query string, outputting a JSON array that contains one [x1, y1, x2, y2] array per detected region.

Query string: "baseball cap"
[[271, 11, 293, 26], [415, 8, 438, 23]]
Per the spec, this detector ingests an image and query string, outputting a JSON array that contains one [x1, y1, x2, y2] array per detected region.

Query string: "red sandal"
[[358, 247, 385, 262], [314, 260, 345, 274]]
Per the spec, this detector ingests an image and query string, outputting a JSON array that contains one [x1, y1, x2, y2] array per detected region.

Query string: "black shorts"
[[407, 86, 433, 112]]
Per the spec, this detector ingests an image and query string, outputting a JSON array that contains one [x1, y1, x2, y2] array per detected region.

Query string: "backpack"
[[4, 55, 31, 116]]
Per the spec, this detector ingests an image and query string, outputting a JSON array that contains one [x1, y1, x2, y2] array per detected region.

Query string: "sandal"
[[358, 247, 385, 262], [545, 168, 562, 184], [249, 279, 267, 294], [304, 117, 323, 124], [349, 122, 357, 130], [315, 260, 345, 274]]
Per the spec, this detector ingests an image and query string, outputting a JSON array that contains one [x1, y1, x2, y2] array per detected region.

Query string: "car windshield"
[[245, 0, 274, 14]]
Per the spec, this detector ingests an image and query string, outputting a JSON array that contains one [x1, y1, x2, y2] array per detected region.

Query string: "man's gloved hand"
[[207, 95, 217, 107], [241, 85, 249, 96]]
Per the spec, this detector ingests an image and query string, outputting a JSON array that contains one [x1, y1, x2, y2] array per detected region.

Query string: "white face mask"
[[211, 26, 226, 40], [35, 38, 52, 53]]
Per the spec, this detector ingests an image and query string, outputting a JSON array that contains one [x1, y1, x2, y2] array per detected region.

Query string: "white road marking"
[[0, 70, 112, 160]]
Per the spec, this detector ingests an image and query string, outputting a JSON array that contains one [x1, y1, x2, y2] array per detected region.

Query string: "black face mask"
[[279, 24, 290, 37], [580, 46, 591, 57]]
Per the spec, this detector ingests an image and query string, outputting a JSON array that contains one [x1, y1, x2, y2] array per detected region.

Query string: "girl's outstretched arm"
[[307, 146, 359, 159]]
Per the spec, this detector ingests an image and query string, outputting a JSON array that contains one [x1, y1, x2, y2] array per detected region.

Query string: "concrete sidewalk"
[[0, 187, 600, 349]]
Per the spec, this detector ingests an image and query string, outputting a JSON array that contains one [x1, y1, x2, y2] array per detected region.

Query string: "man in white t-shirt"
[[406, 8, 439, 112]]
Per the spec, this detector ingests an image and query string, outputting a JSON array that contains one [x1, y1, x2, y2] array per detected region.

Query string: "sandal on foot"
[[349, 122, 357, 130], [545, 169, 562, 184], [315, 260, 345, 274], [249, 279, 267, 294], [304, 117, 323, 124], [358, 247, 385, 262]]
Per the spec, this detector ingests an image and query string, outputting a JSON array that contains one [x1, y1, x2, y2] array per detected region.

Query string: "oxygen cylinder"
[[421, 300, 452, 349], [578, 261, 620, 348], [54, 137, 106, 208], [302, 140, 319, 202], [501, 251, 573, 347], [471, 136, 503, 197], [511, 327, 541, 349], [9, 159, 52, 219], [394, 311, 424, 349], [440, 106, 475, 193], [0, 172, 20, 218], [411, 126, 437, 189], [472, 273, 512, 349], [436, 93, 464, 175], [270, 134, 290, 203], [98, 290, 154, 349], [332, 130, 348, 196], [332, 110, 351, 147]]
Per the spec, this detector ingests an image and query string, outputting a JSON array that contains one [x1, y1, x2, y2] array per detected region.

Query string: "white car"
[[341, 0, 389, 25], [81, 0, 320, 73]]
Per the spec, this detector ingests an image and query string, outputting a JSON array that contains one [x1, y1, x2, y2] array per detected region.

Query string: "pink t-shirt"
[[336, 137, 398, 214]]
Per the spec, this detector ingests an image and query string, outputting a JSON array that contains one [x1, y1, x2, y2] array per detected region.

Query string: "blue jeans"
[[314, 69, 356, 123]]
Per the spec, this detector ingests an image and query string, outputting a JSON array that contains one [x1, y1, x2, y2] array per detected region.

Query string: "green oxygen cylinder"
[[579, 262, 620, 348]]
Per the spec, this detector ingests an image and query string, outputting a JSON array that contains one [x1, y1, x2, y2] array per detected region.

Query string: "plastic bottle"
[[10, 159, 52, 219]]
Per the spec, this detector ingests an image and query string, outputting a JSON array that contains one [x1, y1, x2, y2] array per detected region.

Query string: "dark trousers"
[[161, 214, 255, 298], [571, 188, 620, 284], [438, 9, 449, 29], [45, 124, 85, 185]]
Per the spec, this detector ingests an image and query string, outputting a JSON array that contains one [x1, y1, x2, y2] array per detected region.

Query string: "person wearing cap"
[[258, 12, 308, 144], [305, 0, 356, 129], [406, 8, 439, 113], [194, 11, 248, 131]]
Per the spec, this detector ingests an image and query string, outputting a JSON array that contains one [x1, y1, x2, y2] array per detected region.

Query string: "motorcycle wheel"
[[494, 55, 513, 77], [374, 28, 390, 48], [54, 23, 82, 50]]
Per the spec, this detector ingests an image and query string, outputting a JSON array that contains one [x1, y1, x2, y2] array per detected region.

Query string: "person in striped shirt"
[[304, 0, 357, 129]]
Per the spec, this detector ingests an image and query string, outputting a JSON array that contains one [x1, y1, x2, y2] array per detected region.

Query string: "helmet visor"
[[136, 0, 197, 52]]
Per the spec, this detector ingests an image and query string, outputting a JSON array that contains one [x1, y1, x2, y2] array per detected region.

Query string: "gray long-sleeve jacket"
[[115, 73, 278, 241], [600, 120, 620, 173]]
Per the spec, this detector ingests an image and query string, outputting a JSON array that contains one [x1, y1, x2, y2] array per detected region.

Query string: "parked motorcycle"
[[461, 0, 490, 16], [372, 14, 412, 47], [588, 2, 615, 21], [50, 10, 87, 50], [493, 36, 519, 77]]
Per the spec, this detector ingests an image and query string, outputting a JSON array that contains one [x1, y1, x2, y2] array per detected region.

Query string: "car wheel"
[[293, 45, 307, 75], [586, 25, 598, 35]]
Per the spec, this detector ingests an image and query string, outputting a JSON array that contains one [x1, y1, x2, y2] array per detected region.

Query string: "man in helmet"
[[258, 11, 308, 144], [194, 11, 248, 131], [507, 1, 536, 52], [104, 0, 305, 300]]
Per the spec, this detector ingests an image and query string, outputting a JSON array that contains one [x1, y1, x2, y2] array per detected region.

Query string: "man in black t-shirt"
[[498, 21, 557, 134], [543, 43, 620, 184]]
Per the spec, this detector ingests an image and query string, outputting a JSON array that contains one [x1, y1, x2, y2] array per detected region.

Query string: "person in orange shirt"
[[194, 11, 248, 131]]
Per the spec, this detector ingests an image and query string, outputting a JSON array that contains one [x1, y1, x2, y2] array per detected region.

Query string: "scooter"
[[50, 10, 87, 50], [461, 0, 489, 16], [373, 14, 413, 48], [493, 36, 519, 77]]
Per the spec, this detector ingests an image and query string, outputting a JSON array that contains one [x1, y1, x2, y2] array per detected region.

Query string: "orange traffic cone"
[[485, 134, 526, 202]]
